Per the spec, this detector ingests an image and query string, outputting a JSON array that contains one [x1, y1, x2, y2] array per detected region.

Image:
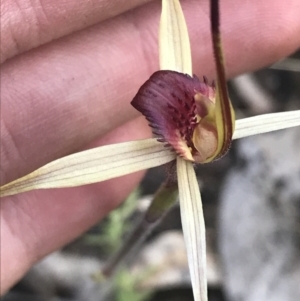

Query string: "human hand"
[[1, 0, 300, 295]]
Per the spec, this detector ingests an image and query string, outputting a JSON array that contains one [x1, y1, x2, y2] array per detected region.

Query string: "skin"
[[1, 0, 300, 295]]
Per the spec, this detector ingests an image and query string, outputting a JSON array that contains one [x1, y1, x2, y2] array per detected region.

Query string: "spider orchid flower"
[[0, 1, 300, 301]]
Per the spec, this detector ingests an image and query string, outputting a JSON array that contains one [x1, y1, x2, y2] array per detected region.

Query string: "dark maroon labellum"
[[131, 70, 216, 161]]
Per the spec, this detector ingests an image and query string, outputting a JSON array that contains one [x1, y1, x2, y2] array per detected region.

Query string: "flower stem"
[[102, 167, 178, 277]]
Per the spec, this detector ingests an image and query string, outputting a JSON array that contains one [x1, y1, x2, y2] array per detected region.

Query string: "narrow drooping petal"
[[209, 0, 235, 161], [0, 139, 175, 197], [233, 110, 300, 140], [177, 157, 207, 301]]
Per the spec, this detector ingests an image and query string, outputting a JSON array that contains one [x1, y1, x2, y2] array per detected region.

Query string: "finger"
[[0, 2, 160, 185], [1, 0, 153, 63], [1, 1, 167, 185], [0, 116, 151, 295], [1, 0, 300, 185]]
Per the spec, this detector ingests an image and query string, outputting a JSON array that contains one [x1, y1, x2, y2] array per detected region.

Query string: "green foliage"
[[114, 268, 153, 301], [86, 188, 153, 301], [84, 188, 141, 252]]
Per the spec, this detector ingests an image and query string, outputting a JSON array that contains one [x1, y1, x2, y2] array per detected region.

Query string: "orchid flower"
[[1, 1, 300, 301]]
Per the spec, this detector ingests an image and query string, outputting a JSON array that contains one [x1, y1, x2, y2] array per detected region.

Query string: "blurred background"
[[2, 50, 300, 301]]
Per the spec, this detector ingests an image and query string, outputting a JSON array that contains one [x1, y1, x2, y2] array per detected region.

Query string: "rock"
[[219, 128, 300, 301], [133, 230, 221, 289]]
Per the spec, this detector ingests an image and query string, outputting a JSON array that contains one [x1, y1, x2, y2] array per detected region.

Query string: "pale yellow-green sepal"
[[177, 157, 207, 301], [233, 110, 300, 140], [159, 0, 192, 75], [0, 139, 175, 197]]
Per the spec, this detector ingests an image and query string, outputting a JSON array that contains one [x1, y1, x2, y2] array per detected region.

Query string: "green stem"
[[102, 172, 178, 277]]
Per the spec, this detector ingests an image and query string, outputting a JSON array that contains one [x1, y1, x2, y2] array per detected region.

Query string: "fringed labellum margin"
[[131, 70, 233, 163]]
